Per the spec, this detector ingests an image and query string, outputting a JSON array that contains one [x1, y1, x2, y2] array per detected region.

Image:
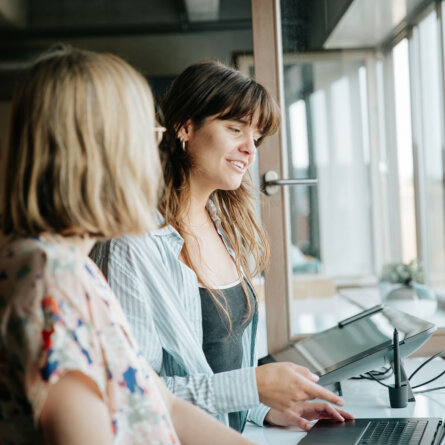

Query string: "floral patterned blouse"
[[0, 234, 180, 445]]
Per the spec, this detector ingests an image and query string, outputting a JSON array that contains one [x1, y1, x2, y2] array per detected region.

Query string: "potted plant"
[[379, 259, 437, 319]]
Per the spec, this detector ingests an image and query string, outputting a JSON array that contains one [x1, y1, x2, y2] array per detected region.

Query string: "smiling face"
[[180, 114, 263, 196]]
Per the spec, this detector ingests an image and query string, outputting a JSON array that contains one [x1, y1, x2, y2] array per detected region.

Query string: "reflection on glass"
[[289, 100, 309, 170], [284, 57, 373, 279]]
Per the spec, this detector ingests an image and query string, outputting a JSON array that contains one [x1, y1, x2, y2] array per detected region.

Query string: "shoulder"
[[0, 237, 82, 294], [0, 238, 99, 359], [92, 224, 183, 267], [0, 237, 96, 320], [0, 239, 50, 318], [0, 237, 48, 280]]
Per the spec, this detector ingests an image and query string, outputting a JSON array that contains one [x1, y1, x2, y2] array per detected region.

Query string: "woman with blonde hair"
[[91, 60, 352, 433], [0, 48, 256, 445]]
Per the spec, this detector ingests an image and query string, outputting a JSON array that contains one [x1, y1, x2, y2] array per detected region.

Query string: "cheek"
[[189, 148, 219, 173]]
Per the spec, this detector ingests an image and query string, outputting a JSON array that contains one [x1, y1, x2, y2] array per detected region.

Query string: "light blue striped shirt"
[[90, 210, 270, 429]]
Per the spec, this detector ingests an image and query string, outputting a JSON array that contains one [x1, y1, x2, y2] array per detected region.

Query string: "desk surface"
[[243, 358, 445, 444]]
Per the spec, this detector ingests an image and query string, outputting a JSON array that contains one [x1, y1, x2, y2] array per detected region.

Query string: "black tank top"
[[199, 279, 256, 431]]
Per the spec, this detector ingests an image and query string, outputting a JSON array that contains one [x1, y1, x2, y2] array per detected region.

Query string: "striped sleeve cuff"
[[211, 366, 259, 413], [247, 403, 270, 426]]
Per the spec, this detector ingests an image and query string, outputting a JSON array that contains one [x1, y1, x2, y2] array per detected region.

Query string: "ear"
[[177, 119, 194, 142]]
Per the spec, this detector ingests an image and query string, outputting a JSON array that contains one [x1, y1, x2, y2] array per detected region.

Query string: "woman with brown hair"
[[0, 48, 257, 445], [91, 61, 352, 433]]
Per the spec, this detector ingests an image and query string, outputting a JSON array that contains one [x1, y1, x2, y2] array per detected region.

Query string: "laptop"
[[299, 418, 445, 445]]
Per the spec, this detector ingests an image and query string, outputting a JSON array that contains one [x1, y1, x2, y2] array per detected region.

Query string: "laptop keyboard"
[[358, 420, 428, 445]]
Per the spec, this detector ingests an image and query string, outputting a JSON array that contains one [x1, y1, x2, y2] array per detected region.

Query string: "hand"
[[264, 402, 354, 431], [255, 362, 344, 411]]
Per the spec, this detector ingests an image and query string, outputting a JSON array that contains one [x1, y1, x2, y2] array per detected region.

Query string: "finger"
[[302, 403, 345, 421], [335, 408, 354, 420], [292, 416, 314, 431], [319, 405, 345, 421], [303, 380, 344, 406], [291, 364, 320, 382]]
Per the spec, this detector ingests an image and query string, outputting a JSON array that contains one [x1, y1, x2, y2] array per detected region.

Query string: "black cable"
[[413, 385, 445, 394], [365, 371, 392, 388], [350, 367, 393, 381], [370, 367, 393, 376], [411, 369, 445, 389], [408, 349, 445, 381]]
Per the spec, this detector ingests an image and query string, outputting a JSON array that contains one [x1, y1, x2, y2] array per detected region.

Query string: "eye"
[[229, 126, 241, 134]]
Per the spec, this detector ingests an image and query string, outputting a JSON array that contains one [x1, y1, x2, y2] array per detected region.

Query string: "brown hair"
[[2, 46, 161, 239], [159, 61, 281, 328]]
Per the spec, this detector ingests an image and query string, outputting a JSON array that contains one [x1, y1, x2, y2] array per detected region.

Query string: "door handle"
[[262, 170, 318, 196]]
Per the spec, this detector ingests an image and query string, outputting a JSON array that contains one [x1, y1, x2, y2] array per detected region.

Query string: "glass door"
[[281, 52, 376, 337], [251, 0, 380, 352]]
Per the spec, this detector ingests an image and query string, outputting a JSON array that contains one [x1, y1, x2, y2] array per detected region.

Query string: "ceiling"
[[0, 0, 254, 100], [0, 0, 252, 39], [325, 0, 432, 48], [1, 0, 430, 52], [0, 0, 434, 100]]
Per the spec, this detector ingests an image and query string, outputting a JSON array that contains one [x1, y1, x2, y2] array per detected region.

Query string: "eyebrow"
[[228, 118, 264, 136]]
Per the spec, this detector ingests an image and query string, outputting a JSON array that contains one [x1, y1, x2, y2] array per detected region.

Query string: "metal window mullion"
[[364, 53, 385, 275], [409, 26, 430, 279], [437, 1, 445, 285]]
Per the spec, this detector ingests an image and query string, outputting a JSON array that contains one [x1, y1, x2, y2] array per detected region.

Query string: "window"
[[250, 0, 445, 355]]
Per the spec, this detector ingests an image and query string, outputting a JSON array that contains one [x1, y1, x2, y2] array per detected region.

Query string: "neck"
[[186, 177, 214, 226], [77, 236, 96, 256]]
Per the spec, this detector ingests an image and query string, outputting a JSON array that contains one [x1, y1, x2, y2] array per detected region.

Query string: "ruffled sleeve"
[[3, 254, 108, 427]]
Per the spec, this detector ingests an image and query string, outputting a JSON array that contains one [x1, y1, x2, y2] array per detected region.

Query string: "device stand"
[[390, 360, 415, 402]]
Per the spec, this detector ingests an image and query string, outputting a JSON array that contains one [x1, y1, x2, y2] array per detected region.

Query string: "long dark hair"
[[159, 61, 281, 329]]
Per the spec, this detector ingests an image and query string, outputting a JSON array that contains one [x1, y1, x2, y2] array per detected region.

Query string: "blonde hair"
[[2, 47, 161, 238], [160, 61, 280, 330]]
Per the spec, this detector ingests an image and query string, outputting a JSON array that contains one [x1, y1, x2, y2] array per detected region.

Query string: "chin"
[[222, 182, 243, 191]]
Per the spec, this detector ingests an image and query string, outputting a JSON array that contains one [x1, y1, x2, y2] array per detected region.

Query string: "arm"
[[40, 371, 113, 445], [154, 372, 255, 445], [163, 366, 259, 415]]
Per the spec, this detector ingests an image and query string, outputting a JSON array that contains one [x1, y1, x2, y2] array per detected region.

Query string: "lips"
[[229, 160, 247, 171]]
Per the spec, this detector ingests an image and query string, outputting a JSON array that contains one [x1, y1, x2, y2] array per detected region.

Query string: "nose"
[[241, 132, 257, 155]]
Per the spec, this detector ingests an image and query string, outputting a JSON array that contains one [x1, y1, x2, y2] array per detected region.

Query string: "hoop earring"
[[182, 140, 186, 151]]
